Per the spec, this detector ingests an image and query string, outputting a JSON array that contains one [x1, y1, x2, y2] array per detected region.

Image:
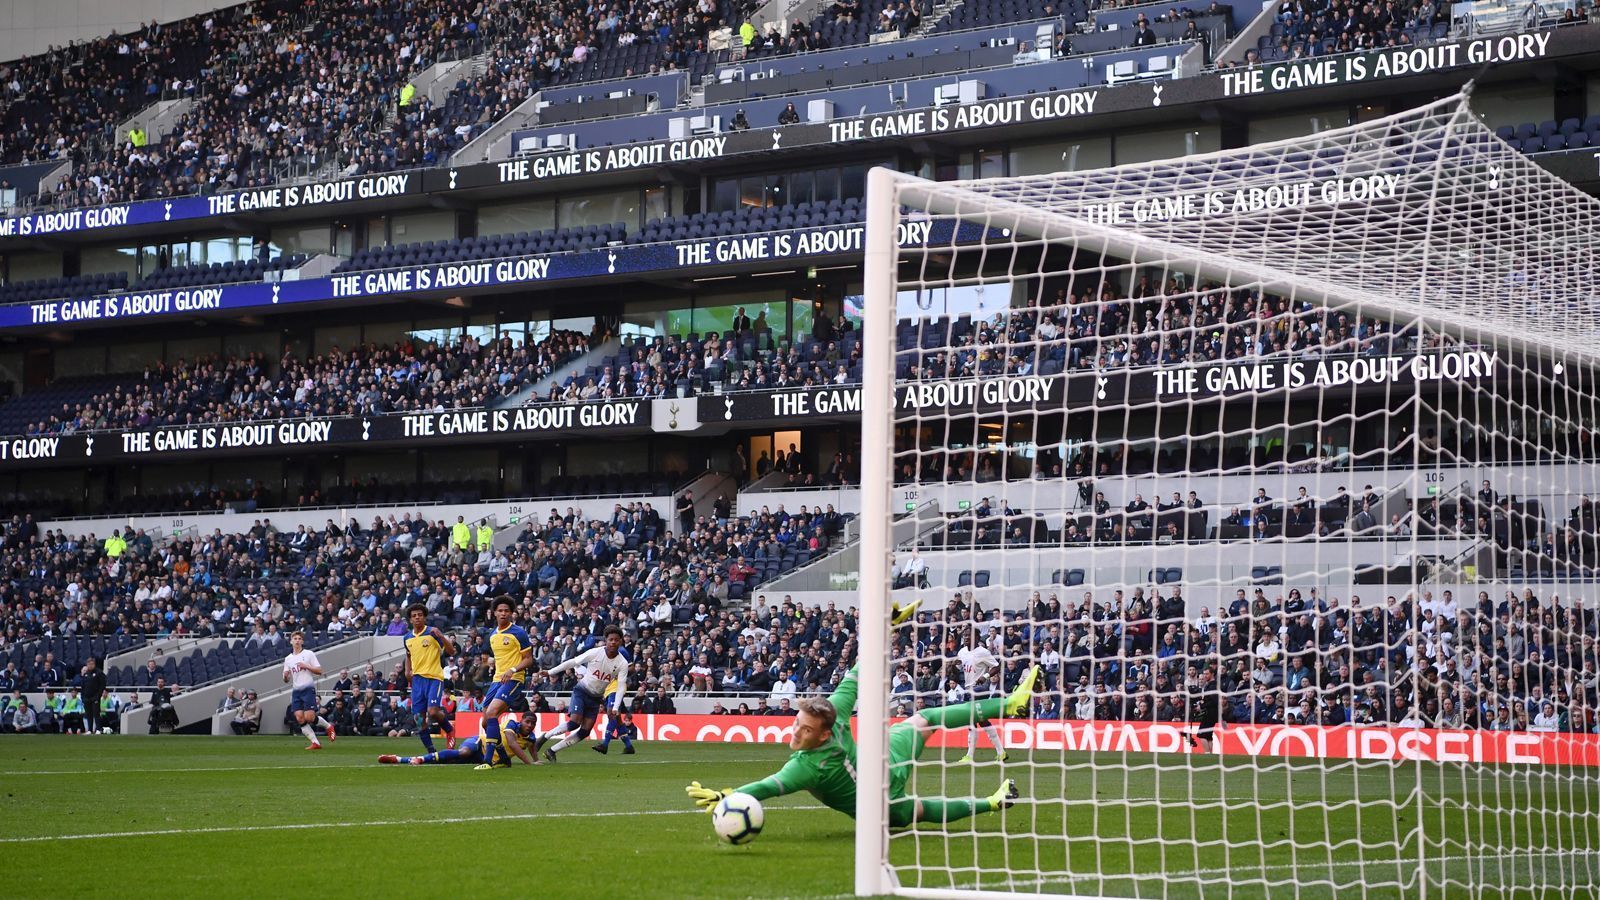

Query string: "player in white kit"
[[954, 626, 1007, 763], [532, 625, 631, 762], [282, 631, 335, 750]]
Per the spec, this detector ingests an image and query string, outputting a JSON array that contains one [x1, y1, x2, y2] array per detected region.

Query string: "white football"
[[712, 792, 764, 845]]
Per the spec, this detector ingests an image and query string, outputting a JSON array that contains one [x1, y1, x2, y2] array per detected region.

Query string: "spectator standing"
[[677, 490, 696, 535]]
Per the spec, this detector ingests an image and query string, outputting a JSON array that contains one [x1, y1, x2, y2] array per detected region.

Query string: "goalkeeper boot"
[[1004, 666, 1042, 718], [472, 762, 495, 771], [996, 749, 1009, 763], [988, 778, 1020, 811], [958, 754, 975, 764], [890, 598, 922, 626]]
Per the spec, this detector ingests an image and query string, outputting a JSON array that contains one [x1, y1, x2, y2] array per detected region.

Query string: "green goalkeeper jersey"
[[736, 667, 861, 817]]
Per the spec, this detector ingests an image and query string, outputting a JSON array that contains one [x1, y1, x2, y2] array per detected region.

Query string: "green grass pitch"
[[2, 736, 1595, 898]]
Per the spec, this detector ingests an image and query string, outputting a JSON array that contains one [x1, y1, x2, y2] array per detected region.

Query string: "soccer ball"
[[712, 792, 764, 845]]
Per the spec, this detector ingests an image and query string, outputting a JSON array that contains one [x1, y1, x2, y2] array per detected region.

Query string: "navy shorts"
[[568, 688, 604, 720], [483, 680, 520, 708], [291, 686, 318, 712], [411, 676, 444, 711]]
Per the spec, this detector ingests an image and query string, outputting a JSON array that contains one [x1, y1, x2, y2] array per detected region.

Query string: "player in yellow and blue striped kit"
[[404, 603, 457, 754], [475, 598, 532, 771]]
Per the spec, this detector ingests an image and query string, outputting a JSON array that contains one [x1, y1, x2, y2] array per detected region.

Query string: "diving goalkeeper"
[[688, 602, 1039, 827]]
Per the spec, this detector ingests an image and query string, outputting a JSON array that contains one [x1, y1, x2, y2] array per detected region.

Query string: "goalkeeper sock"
[[920, 698, 1007, 730], [919, 798, 986, 823]]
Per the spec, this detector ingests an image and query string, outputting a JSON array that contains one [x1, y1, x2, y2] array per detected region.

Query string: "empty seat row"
[[0, 271, 128, 305], [140, 254, 308, 290]]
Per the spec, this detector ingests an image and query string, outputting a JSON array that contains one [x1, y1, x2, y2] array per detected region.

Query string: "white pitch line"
[[964, 848, 1600, 891], [0, 804, 829, 844], [0, 756, 778, 777]]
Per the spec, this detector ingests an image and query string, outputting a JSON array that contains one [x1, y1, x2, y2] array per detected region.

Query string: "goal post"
[[855, 88, 1600, 898], [857, 163, 901, 897]]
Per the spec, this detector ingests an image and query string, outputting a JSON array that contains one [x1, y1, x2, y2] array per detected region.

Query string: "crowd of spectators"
[[72, 478, 501, 520], [892, 586, 1600, 735], [4, 484, 1600, 741], [562, 309, 863, 405], [18, 330, 590, 437], [9, 0, 766, 210], [0, 498, 852, 704], [0, 16, 218, 181], [26, 0, 517, 209], [904, 280, 1421, 382], [1227, 0, 1586, 65]]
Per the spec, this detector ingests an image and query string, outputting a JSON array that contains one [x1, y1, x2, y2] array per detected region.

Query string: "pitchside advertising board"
[[0, 349, 1514, 468], [452, 712, 1600, 766], [0, 28, 1579, 243], [5, 219, 977, 330]]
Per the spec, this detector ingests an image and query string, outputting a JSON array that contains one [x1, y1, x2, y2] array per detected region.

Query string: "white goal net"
[[854, 88, 1600, 898]]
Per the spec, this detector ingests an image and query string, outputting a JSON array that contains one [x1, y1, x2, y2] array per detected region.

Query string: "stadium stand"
[[2, 330, 592, 436], [0, 499, 856, 703], [879, 585, 1600, 731], [0, 0, 1591, 771]]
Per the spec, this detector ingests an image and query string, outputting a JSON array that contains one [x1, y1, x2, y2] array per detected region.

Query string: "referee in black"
[[80, 657, 107, 734]]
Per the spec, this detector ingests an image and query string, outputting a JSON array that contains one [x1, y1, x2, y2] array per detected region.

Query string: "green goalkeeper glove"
[[891, 598, 922, 626], [686, 781, 730, 812]]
